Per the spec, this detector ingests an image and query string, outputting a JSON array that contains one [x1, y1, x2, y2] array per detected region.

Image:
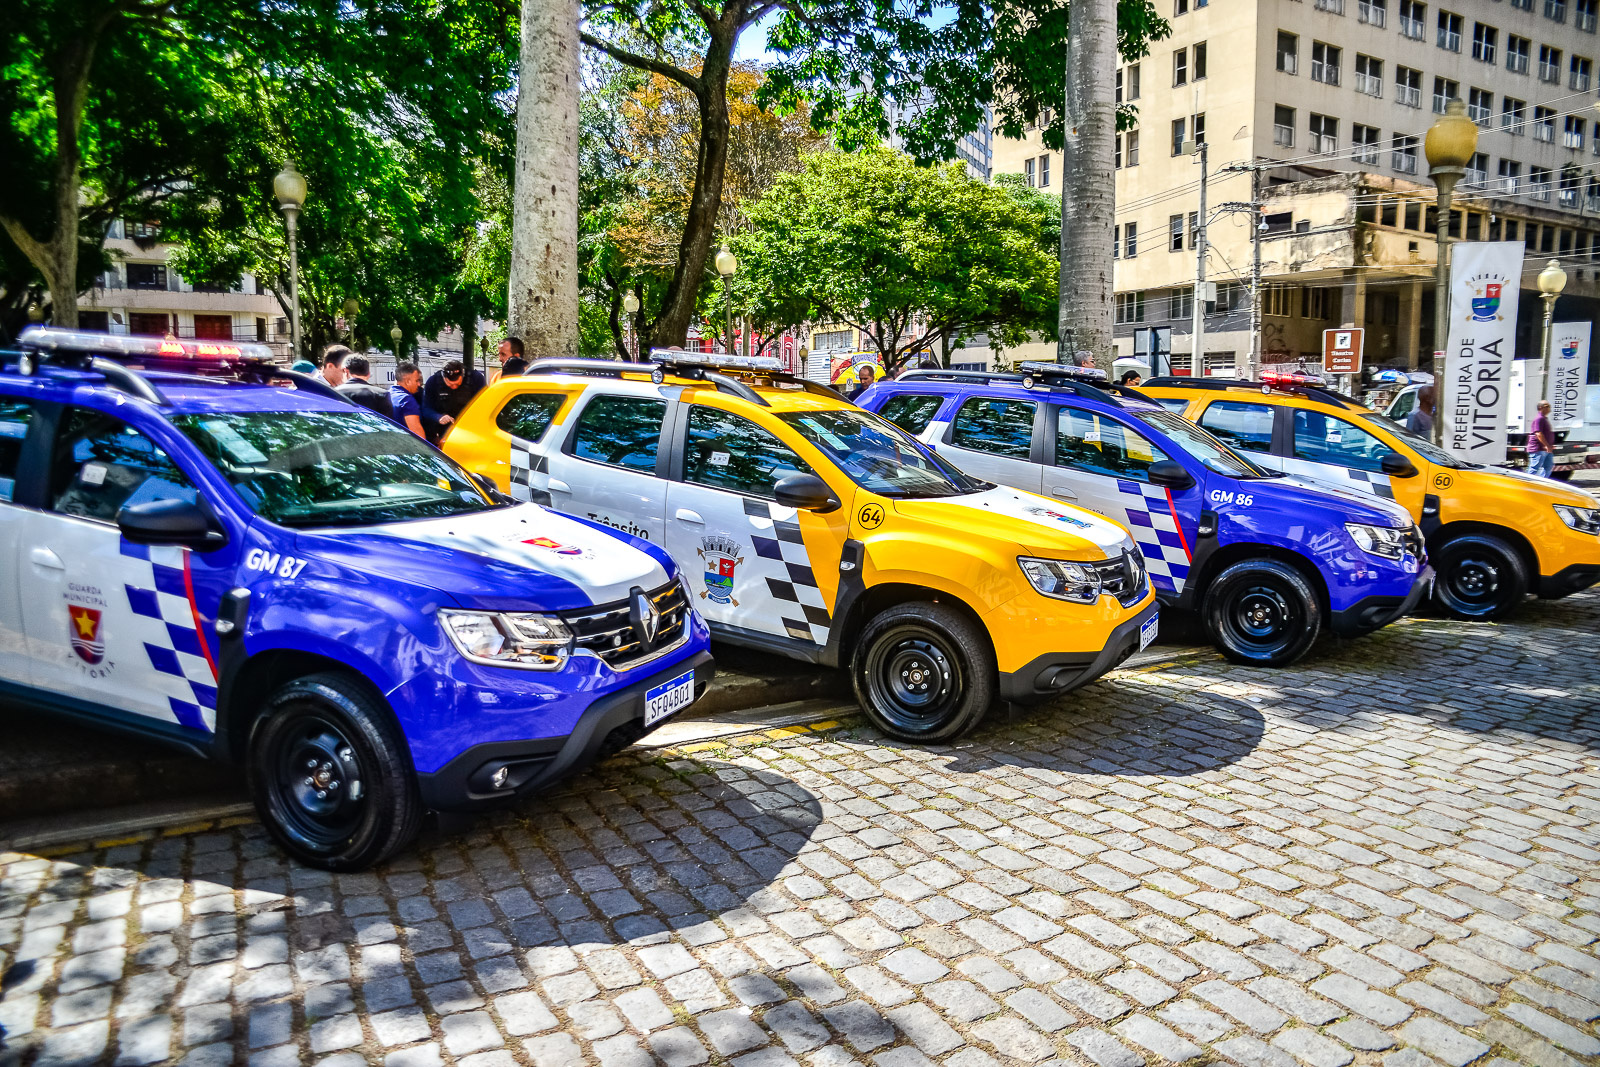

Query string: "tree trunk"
[[1056, 0, 1117, 371], [508, 0, 581, 358]]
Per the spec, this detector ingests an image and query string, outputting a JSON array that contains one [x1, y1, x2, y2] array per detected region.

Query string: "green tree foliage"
[[734, 148, 1059, 370]]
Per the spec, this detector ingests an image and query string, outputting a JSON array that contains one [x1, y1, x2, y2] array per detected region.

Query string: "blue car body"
[[0, 355, 711, 814], [858, 373, 1430, 637]]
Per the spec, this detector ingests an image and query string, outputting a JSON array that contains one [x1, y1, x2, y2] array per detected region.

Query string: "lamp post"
[[273, 162, 309, 361], [1537, 258, 1568, 403], [26, 303, 44, 324], [390, 323, 403, 358], [1423, 98, 1478, 446], [341, 297, 360, 343], [715, 246, 737, 354], [622, 290, 640, 359]]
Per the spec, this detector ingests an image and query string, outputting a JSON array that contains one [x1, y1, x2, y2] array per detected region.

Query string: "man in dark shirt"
[[336, 355, 395, 419], [423, 359, 486, 440], [389, 363, 426, 438], [498, 336, 528, 378]]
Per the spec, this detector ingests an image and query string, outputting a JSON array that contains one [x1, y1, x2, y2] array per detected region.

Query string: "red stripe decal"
[[182, 549, 220, 681], [1165, 488, 1194, 560]]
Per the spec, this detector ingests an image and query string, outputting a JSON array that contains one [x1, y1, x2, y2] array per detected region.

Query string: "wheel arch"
[[833, 582, 995, 671], [1428, 520, 1540, 580], [1188, 542, 1331, 619], [216, 649, 398, 766]]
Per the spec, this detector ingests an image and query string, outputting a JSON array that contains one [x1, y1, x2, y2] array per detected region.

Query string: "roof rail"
[[895, 369, 1024, 386], [1142, 374, 1360, 409], [523, 352, 850, 409]]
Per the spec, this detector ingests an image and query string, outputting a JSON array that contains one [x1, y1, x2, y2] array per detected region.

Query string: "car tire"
[[1204, 559, 1322, 667], [1431, 532, 1528, 620], [249, 672, 421, 871], [853, 602, 995, 743]]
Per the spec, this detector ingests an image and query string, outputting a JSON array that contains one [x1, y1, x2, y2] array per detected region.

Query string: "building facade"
[[993, 0, 1600, 373]]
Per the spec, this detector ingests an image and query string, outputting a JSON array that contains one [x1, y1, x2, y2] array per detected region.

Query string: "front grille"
[[1093, 550, 1149, 608], [562, 579, 689, 671]]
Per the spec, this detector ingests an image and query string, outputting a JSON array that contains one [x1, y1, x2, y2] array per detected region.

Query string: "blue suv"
[[859, 364, 1431, 667], [0, 330, 712, 869]]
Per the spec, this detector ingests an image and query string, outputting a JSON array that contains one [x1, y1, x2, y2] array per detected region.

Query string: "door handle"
[[675, 508, 705, 525], [1049, 486, 1078, 501], [30, 547, 65, 570], [547, 478, 572, 494]]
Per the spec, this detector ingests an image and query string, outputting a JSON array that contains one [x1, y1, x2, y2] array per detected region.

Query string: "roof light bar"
[[1016, 361, 1111, 388], [647, 348, 783, 374], [19, 327, 276, 366], [1258, 370, 1326, 394]]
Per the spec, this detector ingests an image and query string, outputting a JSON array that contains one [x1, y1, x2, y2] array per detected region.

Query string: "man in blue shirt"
[[389, 362, 426, 438]]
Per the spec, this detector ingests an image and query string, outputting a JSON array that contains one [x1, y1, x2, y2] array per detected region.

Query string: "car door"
[[18, 406, 224, 729], [545, 391, 669, 544], [1048, 404, 1198, 596], [1195, 399, 1284, 473], [1280, 407, 1401, 501], [936, 395, 1044, 492], [665, 404, 836, 649], [0, 395, 40, 685]]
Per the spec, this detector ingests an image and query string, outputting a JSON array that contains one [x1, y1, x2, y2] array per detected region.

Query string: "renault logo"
[[631, 589, 661, 646]]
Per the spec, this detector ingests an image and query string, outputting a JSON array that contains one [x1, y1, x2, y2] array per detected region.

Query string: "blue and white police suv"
[[0, 329, 711, 869]]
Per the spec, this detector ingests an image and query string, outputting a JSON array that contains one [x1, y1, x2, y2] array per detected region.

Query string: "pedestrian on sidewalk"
[[389, 362, 427, 438], [337, 354, 395, 419], [1528, 400, 1556, 478], [423, 359, 485, 441], [497, 336, 528, 378], [1406, 385, 1435, 438], [320, 344, 349, 389]]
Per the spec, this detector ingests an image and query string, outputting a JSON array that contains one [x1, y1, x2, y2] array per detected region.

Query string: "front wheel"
[[1431, 533, 1528, 620], [249, 672, 421, 871], [1204, 559, 1322, 667], [853, 602, 995, 743]]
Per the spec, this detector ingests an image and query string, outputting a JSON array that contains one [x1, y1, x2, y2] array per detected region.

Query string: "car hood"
[[1266, 473, 1417, 527], [1460, 464, 1600, 507], [294, 504, 673, 612], [892, 486, 1136, 559]]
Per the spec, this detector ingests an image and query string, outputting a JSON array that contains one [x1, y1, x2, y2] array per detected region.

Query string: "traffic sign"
[[1323, 328, 1364, 375]]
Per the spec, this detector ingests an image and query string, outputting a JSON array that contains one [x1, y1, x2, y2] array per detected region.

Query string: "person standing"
[[423, 359, 486, 441], [389, 363, 427, 438], [1119, 370, 1143, 387], [1405, 385, 1435, 438], [1528, 399, 1556, 478], [497, 336, 528, 378], [845, 364, 877, 400], [320, 344, 349, 388], [337, 354, 395, 419]]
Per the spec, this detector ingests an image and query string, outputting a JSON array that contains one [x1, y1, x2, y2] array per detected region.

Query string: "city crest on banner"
[[1441, 242, 1525, 464], [1549, 323, 1592, 431]]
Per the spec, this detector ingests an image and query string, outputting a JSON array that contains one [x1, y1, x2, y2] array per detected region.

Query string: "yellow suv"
[[444, 353, 1159, 742], [1143, 374, 1600, 619]]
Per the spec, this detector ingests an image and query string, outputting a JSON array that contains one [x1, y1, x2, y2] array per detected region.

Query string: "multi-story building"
[[993, 0, 1599, 373]]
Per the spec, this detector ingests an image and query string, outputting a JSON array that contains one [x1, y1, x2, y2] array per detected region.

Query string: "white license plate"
[[1138, 613, 1159, 651], [644, 669, 696, 727]]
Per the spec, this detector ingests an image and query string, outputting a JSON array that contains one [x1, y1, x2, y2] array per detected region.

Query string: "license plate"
[[1138, 613, 1159, 651], [644, 669, 696, 727]]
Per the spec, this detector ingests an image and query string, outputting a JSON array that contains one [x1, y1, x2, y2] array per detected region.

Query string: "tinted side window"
[[496, 393, 565, 442], [1198, 400, 1275, 454], [877, 395, 945, 435], [50, 409, 197, 522], [950, 397, 1036, 459], [572, 396, 666, 473], [1056, 408, 1172, 481], [1293, 410, 1389, 472], [684, 407, 814, 497], [0, 397, 35, 503]]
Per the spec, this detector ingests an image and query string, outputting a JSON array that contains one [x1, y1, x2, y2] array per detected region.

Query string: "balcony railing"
[[1400, 14, 1424, 36], [1359, 0, 1386, 23]]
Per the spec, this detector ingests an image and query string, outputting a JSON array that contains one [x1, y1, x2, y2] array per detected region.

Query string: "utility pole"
[[1187, 139, 1209, 375], [1250, 166, 1263, 380]]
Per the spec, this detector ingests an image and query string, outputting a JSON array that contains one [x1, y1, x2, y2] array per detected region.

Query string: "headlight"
[[1019, 557, 1102, 604], [1346, 523, 1408, 560], [1553, 504, 1600, 535], [440, 609, 572, 670]]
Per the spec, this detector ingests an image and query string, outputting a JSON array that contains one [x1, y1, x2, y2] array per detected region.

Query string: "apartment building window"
[[1468, 87, 1493, 125], [1589, 178, 1600, 211], [1309, 113, 1339, 153], [1355, 54, 1383, 95], [1594, 120, 1600, 154], [1535, 106, 1556, 142], [1312, 42, 1342, 84], [1561, 174, 1581, 210], [1169, 290, 1194, 320], [1539, 45, 1562, 82], [1353, 124, 1382, 163], [1039, 155, 1051, 186], [1115, 292, 1146, 324], [1125, 223, 1139, 258], [1499, 159, 1522, 192], [1399, 0, 1426, 37], [1113, 225, 1121, 258], [1126, 64, 1141, 100], [1277, 32, 1299, 73], [126, 263, 168, 290], [1115, 68, 1124, 102], [1565, 115, 1586, 148], [1511, 0, 1532, 9], [1262, 286, 1293, 318], [1432, 77, 1459, 113], [1187, 211, 1199, 249], [1502, 97, 1526, 132], [1546, 0, 1567, 21], [1275, 105, 1296, 146], [1579, 0, 1597, 31], [1174, 47, 1188, 85], [1572, 56, 1593, 90], [1393, 134, 1420, 174], [1315, 0, 1346, 13], [1025, 158, 1036, 186], [1531, 166, 1553, 202], [1126, 130, 1140, 165], [1194, 42, 1208, 79], [1396, 66, 1423, 107], [1472, 23, 1497, 62], [1359, 0, 1387, 25], [1172, 117, 1187, 155], [1115, 135, 1123, 168], [1466, 152, 1489, 185], [1192, 113, 1206, 145], [1175, 0, 1188, 14], [1170, 215, 1186, 252], [1507, 35, 1531, 73], [1437, 10, 1462, 50]]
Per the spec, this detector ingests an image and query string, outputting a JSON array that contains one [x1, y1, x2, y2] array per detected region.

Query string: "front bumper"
[[416, 650, 715, 812], [997, 599, 1160, 704], [1328, 565, 1434, 636], [1538, 563, 1600, 599]]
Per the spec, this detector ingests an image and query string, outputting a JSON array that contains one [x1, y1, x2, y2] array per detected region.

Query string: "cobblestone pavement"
[[1, 593, 1598, 1067]]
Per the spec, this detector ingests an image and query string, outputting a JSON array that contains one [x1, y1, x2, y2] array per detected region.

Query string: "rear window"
[[496, 393, 564, 443], [950, 397, 1036, 459], [572, 396, 666, 473], [0, 397, 34, 503], [876, 394, 945, 435], [1198, 400, 1275, 454]]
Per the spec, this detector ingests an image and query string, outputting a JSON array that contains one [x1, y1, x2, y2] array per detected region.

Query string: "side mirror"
[[470, 471, 515, 504], [773, 473, 840, 512], [1146, 460, 1195, 491], [1380, 452, 1418, 478], [117, 498, 226, 548]]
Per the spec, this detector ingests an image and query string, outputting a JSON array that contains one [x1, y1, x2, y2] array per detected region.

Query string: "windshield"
[[1134, 409, 1272, 478], [174, 410, 496, 527], [1359, 413, 1480, 470], [777, 409, 987, 498]]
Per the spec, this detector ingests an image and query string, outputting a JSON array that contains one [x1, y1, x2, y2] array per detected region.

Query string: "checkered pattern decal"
[[1340, 468, 1395, 499], [119, 540, 219, 732], [1116, 480, 1192, 594], [742, 497, 831, 646], [507, 438, 548, 502]]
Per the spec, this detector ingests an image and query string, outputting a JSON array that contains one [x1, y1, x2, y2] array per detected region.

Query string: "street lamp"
[[342, 298, 360, 344], [26, 303, 44, 324], [622, 290, 640, 359], [1424, 98, 1478, 445], [390, 323, 403, 357], [273, 161, 308, 361], [715, 246, 737, 354], [1537, 258, 1568, 403]]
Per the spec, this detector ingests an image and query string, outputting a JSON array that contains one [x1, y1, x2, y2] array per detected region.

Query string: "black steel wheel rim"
[[1442, 551, 1501, 610], [268, 711, 367, 851], [863, 627, 963, 733], [1221, 582, 1301, 656]]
